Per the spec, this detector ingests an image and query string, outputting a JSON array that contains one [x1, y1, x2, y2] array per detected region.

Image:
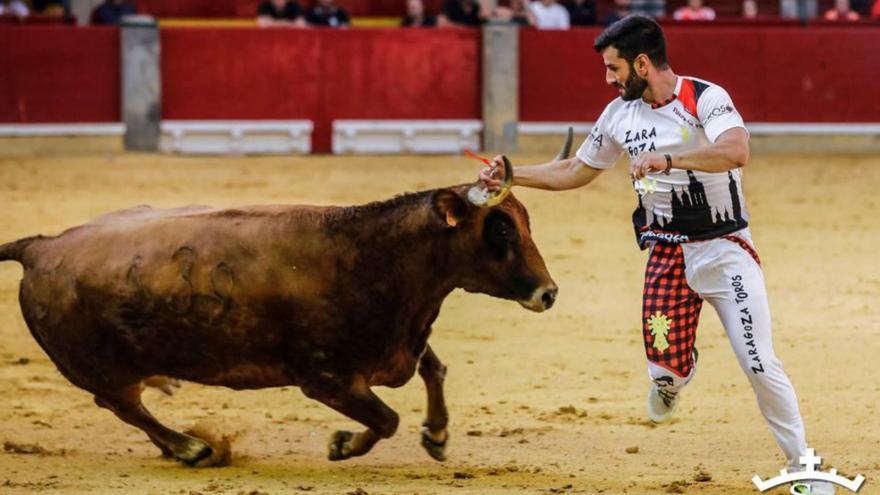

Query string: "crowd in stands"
[[402, 0, 877, 28], [2, 0, 878, 26], [0, 0, 67, 18], [257, 0, 350, 27]]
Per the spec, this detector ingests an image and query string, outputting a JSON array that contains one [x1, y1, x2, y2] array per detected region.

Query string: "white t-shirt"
[[575, 76, 749, 247], [529, 1, 570, 29]]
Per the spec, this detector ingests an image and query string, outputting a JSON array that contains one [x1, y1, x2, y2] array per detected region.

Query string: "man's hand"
[[478, 155, 507, 193], [629, 152, 668, 180]]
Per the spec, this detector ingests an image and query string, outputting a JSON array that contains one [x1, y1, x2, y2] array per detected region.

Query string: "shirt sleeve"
[[559, 8, 570, 28], [575, 103, 623, 169], [697, 84, 747, 143]]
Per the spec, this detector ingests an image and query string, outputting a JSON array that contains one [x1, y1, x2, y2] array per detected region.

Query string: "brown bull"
[[0, 141, 570, 466]]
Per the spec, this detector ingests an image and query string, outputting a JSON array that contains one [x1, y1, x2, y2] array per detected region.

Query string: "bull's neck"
[[326, 192, 459, 305]]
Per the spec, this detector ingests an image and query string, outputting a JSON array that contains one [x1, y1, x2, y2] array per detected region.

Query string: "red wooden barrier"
[[0, 26, 118, 123], [519, 26, 880, 123], [161, 27, 481, 152], [2, 25, 878, 149]]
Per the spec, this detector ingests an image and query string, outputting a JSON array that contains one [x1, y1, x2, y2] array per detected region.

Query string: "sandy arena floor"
[[0, 138, 878, 495]]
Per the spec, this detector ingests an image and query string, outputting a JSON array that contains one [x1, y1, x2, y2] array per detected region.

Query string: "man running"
[[479, 15, 831, 494]]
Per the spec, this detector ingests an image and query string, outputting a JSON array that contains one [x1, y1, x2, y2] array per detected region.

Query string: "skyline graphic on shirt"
[[634, 170, 747, 242]]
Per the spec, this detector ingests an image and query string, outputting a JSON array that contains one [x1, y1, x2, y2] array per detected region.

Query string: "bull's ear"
[[431, 189, 470, 228]]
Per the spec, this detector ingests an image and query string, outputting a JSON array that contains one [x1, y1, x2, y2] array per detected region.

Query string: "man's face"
[[602, 46, 648, 101]]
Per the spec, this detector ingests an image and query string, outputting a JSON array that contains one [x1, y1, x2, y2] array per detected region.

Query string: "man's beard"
[[618, 64, 648, 101]]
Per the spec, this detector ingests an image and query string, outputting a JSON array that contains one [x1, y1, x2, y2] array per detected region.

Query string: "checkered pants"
[[643, 243, 703, 378], [641, 229, 808, 466]]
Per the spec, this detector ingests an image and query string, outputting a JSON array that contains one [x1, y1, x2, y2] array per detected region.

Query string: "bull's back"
[[16, 204, 346, 381]]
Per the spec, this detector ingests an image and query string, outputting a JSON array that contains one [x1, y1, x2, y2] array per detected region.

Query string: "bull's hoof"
[[327, 430, 354, 461], [420, 427, 447, 462], [179, 443, 214, 467], [181, 424, 233, 467]]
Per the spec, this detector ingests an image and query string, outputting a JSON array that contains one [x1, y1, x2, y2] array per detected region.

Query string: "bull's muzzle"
[[518, 283, 559, 313]]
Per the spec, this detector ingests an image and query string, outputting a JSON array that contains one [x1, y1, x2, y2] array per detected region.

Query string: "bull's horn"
[[467, 155, 514, 207], [555, 126, 574, 161]]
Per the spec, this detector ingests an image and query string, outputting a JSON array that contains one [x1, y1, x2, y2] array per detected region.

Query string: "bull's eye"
[[493, 223, 512, 240], [483, 211, 517, 258]]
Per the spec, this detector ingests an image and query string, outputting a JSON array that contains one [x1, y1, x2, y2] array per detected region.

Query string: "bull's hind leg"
[[93, 383, 214, 466], [302, 376, 399, 461], [418, 345, 449, 461]]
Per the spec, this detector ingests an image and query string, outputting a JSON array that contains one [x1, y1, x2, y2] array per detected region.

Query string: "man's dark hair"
[[594, 15, 668, 69]]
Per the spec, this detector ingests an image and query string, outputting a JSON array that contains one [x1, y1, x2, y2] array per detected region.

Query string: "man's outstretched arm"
[[480, 156, 605, 192]]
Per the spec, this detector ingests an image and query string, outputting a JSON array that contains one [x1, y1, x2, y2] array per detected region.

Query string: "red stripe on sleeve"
[[678, 79, 698, 118]]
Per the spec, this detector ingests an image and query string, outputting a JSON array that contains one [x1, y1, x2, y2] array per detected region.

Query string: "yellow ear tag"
[[446, 211, 458, 227]]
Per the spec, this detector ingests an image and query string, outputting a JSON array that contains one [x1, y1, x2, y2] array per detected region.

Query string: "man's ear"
[[636, 53, 650, 76], [431, 189, 471, 228]]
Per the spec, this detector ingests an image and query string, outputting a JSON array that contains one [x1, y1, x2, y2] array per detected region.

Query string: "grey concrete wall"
[[121, 16, 161, 152], [482, 24, 518, 153]]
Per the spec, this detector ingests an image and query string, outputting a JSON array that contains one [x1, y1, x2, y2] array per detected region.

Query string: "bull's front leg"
[[418, 344, 449, 461], [302, 375, 399, 461]]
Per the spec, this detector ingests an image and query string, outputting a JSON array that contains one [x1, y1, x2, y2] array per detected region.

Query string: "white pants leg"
[[681, 229, 807, 465]]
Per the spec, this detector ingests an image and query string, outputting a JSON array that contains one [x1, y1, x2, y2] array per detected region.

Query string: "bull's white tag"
[[467, 186, 490, 206]]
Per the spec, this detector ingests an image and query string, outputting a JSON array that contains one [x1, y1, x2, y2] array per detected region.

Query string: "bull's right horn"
[[555, 126, 574, 161], [467, 155, 514, 207]]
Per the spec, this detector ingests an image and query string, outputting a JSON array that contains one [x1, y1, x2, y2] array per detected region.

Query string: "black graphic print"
[[633, 170, 748, 247]]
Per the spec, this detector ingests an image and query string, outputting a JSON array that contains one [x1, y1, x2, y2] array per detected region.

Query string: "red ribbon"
[[463, 148, 491, 166]]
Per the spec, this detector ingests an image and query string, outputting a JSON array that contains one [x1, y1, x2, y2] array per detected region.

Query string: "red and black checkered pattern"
[[642, 243, 703, 378]]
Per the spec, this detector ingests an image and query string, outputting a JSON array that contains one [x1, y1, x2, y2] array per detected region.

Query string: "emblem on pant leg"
[[648, 311, 671, 352]]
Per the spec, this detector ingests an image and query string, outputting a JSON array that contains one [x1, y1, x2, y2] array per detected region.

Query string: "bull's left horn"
[[467, 155, 514, 207], [555, 126, 574, 161]]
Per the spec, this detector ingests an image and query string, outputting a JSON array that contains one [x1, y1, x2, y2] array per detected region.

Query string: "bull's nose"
[[540, 286, 558, 311]]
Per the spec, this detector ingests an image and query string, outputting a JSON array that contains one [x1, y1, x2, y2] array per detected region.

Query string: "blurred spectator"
[[257, 0, 305, 27], [402, 0, 438, 26], [601, 0, 631, 25], [32, 0, 67, 16], [438, 0, 487, 26], [742, 0, 758, 18], [91, 0, 136, 25], [873, 0, 880, 18], [0, 0, 29, 17], [780, 0, 817, 19], [492, 0, 535, 26], [530, 0, 570, 28], [306, 0, 350, 27], [673, 0, 716, 19], [562, 0, 596, 25], [823, 0, 860, 19], [849, 0, 870, 14], [631, 0, 664, 17]]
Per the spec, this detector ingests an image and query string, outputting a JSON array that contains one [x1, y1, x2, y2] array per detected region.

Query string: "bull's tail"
[[0, 236, 43, 264]]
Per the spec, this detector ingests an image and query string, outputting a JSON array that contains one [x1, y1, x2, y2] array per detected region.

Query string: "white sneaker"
[[792, 480, 835, 494], [647, 383, 678, 423]]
